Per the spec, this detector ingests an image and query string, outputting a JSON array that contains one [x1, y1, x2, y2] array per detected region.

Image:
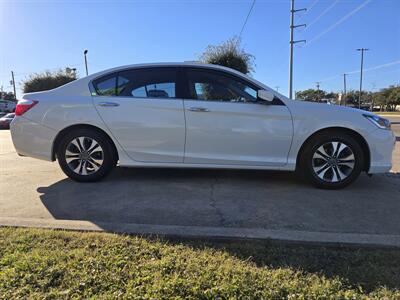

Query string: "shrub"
[[200, 37, 255, 74], [22, 69, 77, 93]]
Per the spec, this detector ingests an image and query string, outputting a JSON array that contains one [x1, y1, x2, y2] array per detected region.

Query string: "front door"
[[182, 68, 293, 166], [93, 67, 185, 163]]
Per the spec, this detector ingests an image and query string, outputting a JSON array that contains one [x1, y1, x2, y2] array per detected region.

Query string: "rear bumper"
[[367, 128, 396, 173], [10, 116, 57, 162]]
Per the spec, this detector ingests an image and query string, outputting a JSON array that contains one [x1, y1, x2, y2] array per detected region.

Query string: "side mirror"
[[257, 90, 275, 103]]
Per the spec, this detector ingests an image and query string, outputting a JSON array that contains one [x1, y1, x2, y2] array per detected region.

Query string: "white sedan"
[[10, 63, 395, 189]]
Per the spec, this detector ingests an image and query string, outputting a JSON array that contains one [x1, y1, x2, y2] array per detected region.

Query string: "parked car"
[[10, 63, 395, 189], [0, 100, 16, 112], [0, 112, 7, 118], [0, 113, 15, 129]]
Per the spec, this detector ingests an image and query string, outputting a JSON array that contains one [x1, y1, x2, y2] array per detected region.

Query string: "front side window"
[[186, 69, 258, 103], [117, 68, 177, 98]]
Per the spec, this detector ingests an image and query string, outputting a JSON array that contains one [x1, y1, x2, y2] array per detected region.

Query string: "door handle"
[[98, 102, 119, 107], [188, 107, 210, 112]]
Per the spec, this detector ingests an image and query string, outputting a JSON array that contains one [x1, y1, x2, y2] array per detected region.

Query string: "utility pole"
[[84, 50, 89, 76], [288, 0, 306, 99], [343, 73, 347, 106], [11, 71, 17, 101], [275, 86, 280, 92], [316, 81, 321, 102], [356, 48, 369, 109]]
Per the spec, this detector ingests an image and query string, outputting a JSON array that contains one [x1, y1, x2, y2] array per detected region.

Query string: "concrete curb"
[[1, 217, 400, 248]]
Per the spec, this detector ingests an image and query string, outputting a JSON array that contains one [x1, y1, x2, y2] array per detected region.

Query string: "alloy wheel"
[[312, 141, 355, 183], [65, 136, 104, 175]]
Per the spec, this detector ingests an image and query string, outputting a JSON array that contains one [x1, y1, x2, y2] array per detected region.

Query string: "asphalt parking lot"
[[1, 123, 400, 246]]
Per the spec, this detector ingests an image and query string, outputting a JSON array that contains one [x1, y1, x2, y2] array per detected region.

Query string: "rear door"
[[92, 67, 185, 163], [182, 67, 293, 166]]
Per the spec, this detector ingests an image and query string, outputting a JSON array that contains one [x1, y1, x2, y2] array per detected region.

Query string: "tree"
[[295, 89, 326, 102], [22, 69, 77, 93], [342, 90, 371, 107], [368, 86, 399, 111], [371, 91, 386, 111], [0, 92, 16, 102], [386, 85, 400, 111], [200, 37, 255, 74]]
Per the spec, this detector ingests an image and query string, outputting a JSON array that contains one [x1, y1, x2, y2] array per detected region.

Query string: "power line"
[[297, 0, 320, 23], [306, 0, 340, 29], [237, 0, 256, 41], [307, 0, 320, 11], [348, 60, 400, 75], [307, 0, 372, 45], [307, 59, 400, 89]]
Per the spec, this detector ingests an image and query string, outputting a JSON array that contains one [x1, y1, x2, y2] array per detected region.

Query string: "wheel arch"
[[296, 127, 371, 172], [51, 124, 119, 161]]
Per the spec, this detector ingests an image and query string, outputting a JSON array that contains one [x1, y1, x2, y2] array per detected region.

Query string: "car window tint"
[[117, 76, 130, 95], [93, 75, 117, 96], [117, 68, 177, 99], [186, 69, 257, 103]]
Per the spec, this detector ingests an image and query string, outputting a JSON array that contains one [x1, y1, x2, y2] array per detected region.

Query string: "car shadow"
[[37, 167, 400, 232], [36, 167, 400, 292], [37, 167, 302, 227]]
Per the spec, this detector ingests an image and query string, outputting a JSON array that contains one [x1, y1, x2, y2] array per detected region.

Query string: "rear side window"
[[92, 68, 178, 98], [117, 68, 177, 98], [93, 74, 117, 96]]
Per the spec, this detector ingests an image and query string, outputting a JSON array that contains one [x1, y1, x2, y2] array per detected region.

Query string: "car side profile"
[[10, 63, 395, 189]]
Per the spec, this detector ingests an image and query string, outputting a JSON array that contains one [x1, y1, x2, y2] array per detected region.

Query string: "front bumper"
[[10, 116, 57, 161], [367, 128, 396, 173]]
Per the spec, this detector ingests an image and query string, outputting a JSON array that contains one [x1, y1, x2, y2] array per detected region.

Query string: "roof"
[[88, 62, 248, 79], [84, 62, 274, 95]]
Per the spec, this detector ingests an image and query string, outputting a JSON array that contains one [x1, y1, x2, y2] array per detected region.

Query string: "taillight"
[[15, 99, 38, 116]]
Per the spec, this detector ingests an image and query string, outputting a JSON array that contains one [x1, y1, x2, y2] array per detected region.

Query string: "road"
[[383, 115, 400, 138], [0, 128, 399, 246]]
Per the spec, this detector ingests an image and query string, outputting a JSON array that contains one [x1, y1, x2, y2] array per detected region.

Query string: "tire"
[[299, 131, 364, 189], [57, 128, 116, 182]]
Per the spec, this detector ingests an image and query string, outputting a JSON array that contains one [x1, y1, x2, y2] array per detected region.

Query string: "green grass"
[[1, 227, 399, 299]]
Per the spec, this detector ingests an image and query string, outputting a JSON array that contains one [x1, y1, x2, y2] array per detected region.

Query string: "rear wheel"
[[300, 131, 364, 189], [57, 128, 116, 182]]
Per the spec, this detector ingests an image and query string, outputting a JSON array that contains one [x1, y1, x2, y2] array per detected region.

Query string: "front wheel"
[[300, 131, 364, 189], [57, 128, 116, 182]]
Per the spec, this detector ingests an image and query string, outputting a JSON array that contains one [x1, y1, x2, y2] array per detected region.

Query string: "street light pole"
[[11, 71, 17, 101], [84, 50, 89, 76], [343, 73, 347, 106], [316, 81, 321, 102], [356, 48, 369, 109], [288, 0, 306, 99]]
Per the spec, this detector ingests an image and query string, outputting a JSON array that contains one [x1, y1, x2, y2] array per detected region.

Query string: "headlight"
[[363, 114, 391, 130]]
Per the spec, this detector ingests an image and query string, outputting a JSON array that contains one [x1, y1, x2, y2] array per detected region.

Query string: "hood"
[[285, 99, 382, 134], [289, 99, 372, 115]]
